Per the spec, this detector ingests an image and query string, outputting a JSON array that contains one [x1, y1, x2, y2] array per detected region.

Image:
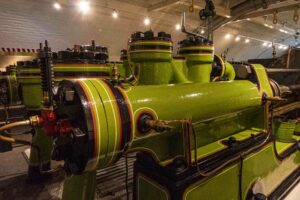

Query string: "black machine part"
[[39, 40, 54, 107], [199, 0, 216, 20]]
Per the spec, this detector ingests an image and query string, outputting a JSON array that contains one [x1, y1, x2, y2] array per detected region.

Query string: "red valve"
[[39, 110, 73, 136]]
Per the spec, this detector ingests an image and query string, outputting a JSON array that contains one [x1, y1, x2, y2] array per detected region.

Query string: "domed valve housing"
[[56, 40, 109, 64], [178, 36, 214, 83], [128, 30, 173, 85]]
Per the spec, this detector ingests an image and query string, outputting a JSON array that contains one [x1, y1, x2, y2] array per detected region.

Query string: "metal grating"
[[95, 154, 136, 200]]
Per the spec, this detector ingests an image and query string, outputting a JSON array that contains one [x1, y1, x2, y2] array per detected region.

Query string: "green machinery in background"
[[16, 41, 122, 180], [17, 30, 298, 200], [0, 65, 20, 106], [17, 41, 113, 112]]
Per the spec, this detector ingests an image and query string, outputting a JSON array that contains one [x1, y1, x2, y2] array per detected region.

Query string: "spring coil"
[[39, 41, 54, 107]]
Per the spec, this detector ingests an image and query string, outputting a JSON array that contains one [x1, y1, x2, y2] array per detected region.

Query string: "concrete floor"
[[0, 131, 133, 200]]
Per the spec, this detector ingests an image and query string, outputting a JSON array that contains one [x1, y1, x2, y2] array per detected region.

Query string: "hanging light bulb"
[[268, 43, 272, 47], [262, 42, 268, 46], [224, 33, 232, 39], [175, 24, 181, 31], [245, 38, 250, 43], [235, 36, 241, 42], [112, 9, 118, 19], [53, 2, 61, 10], [144, 17, 150, 25], [201, 30, 205, 34], [77, 0, 90, 14]]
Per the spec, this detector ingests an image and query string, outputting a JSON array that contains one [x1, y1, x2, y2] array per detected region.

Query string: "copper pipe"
[[0, 120, 30, 132], [0, 134, 15, 143]]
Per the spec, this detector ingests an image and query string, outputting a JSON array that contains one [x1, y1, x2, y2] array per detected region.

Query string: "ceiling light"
[[283, 46, 288, 50], [112, 10, 118, 19], [53, 2, 61, 10], [224, 33, 232, 39], [201, 30, 205, 34], [235, 36, 240, 42], [144, 17, 150, 25], [263, 42, 267, 46], [77, 0, 90, 14], [175, 24, 181, 31], [245, 38, 250, 43], [225, 15, 231, 19], [246, 18, 251, 21], [278, 45, 284, 49], [268, 43, 272, 47]]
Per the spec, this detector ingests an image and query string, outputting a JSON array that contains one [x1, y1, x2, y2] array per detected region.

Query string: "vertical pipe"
[[286, 47, 291, 69]]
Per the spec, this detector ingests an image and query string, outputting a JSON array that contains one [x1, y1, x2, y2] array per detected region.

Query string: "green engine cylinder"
[[0, 75, 20, 105], [17, 42, 113, 111], [17, 60, 43, 110], [52, 64, 273, 174], [129, 31, 173, 85], [178, 37, 214, 83]]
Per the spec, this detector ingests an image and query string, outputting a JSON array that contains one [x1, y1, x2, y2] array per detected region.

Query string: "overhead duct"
[[211, 0, 288, 30]]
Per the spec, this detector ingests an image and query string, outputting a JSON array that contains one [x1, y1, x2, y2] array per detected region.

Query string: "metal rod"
[[266, 68, 300, 73], [181, 12, 206, 39]]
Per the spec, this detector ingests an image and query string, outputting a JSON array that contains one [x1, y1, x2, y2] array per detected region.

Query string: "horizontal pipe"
[[266, 69, 300, 73]]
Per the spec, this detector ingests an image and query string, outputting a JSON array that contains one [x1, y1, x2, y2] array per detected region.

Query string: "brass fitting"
[[29, 115, 40, 127]]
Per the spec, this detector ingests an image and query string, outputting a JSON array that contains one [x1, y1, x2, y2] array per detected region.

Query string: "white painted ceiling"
[[0, 0, 299, 63]]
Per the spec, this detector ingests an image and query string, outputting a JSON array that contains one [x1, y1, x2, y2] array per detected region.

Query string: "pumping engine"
[[1, 23, 300, 200], [17, 40, 113, 111]]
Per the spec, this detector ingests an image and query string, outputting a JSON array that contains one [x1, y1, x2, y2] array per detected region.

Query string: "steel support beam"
[[148, 0, 181, 12], [239, 2, 300, 20], [211, 0, 289, 31], [178, 1, 231, 18]]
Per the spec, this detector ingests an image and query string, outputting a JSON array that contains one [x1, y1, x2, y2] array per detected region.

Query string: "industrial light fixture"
[[268, 43, 272, 47], [201, 29, 205, 34], [262, 42, 267, 46], [283, 46, 288, 50], [224, 33, 232, 39], [245, 38, 250, 43], [175, 24, 181, 31], [77, 0, 90, 14], [235, 36, 240, 42], [53, 1, 61, 10], [264, 24, 274, 29], [112, 9, 118, 19], [144, 17, 150, 25]]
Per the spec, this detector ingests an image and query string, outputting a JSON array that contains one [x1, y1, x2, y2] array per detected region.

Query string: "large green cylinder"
[[55, 77, 265, 174]]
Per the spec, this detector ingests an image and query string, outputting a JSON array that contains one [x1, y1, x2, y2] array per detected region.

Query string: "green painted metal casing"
[[178, 45, 214, 83], [129, 40, 173, 85], [134, 140, 300, 200], [56, 64, 273, 172], [273, 120, 297, 142], [0, 75, 19, 105], [17, 62, 113, 110]]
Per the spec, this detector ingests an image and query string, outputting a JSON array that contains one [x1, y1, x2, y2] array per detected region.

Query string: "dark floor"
[[0, 127, 134, 200]]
